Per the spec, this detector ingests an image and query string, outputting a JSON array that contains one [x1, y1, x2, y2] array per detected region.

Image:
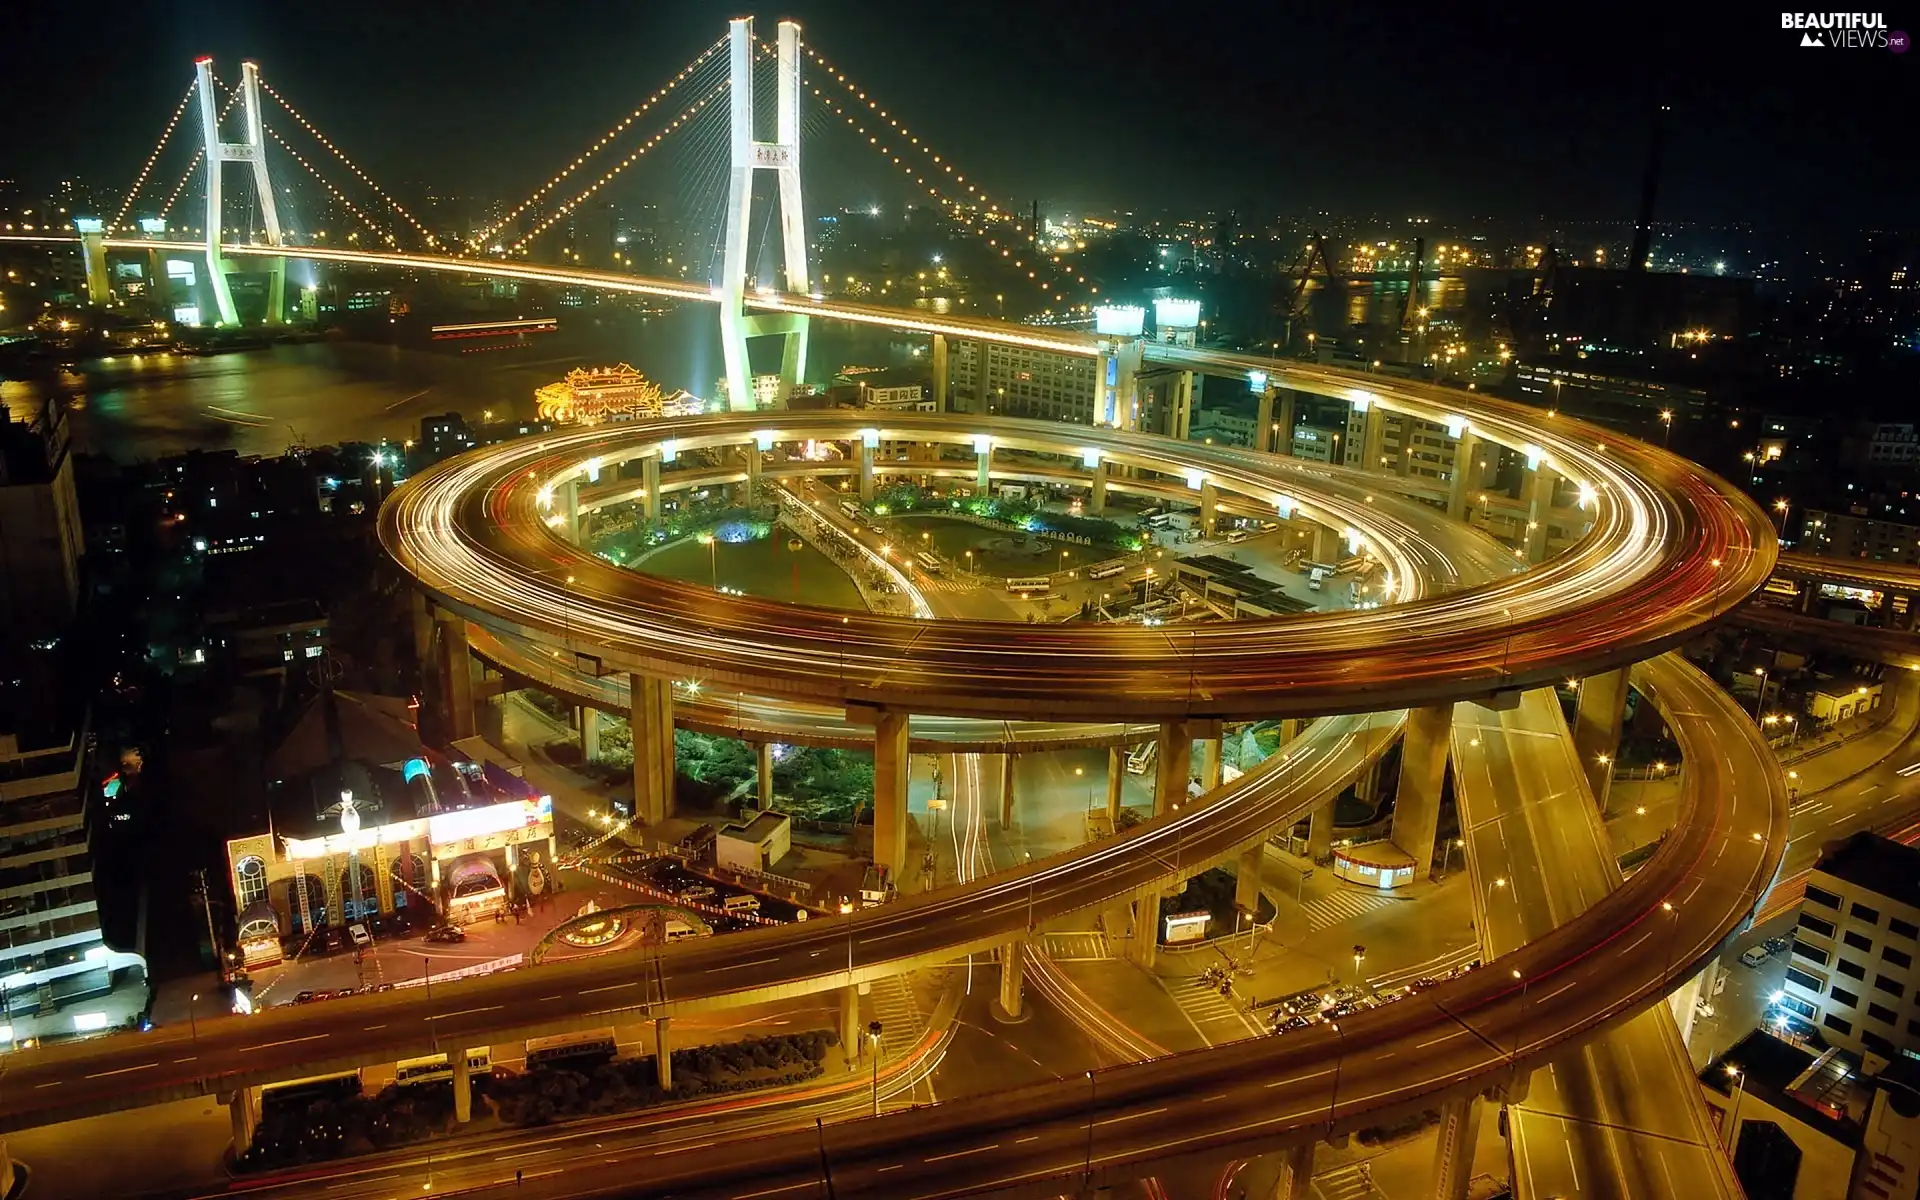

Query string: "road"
[[1453, 683, 1742, 1200]]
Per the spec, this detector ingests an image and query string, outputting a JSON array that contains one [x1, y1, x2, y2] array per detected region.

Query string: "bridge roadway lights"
[[1431, 1095, 1482, 1200], [630, 674, 676, 825], [1573, 667, 1630, 807], [1388, 703, 1455, 879], [992, 938, 1028, 1023]]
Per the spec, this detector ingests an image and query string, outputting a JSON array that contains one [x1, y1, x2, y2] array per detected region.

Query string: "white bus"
[[915, 552, 944, 575], [261, 1070, 363, 1111], [1006, 577, 1052, 597], [523, 1029, 618, 1070], [1087, 561, 1129, 581], [839, 500, 862, 519], [396, 1049, 493, 1087]]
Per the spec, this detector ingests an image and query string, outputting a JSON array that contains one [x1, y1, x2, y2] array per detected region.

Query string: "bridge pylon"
[[718, 17, 809, 411], [194, 58, 285, 326]]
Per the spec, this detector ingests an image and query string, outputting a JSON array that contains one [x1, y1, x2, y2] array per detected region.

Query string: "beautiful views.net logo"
[[1781, 12, 1909, 51]]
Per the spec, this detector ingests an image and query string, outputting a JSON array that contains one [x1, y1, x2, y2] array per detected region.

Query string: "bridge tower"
[[193, 58, 285, 327], [717, 17, 810, 411]]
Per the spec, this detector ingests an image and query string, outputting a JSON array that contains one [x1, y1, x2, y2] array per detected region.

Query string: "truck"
[[1307, 567, 1327, 592]]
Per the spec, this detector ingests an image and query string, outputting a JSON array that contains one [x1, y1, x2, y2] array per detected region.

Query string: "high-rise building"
[[1800, 509, 1920, 566], [0, 400, 82, 645], [0, 718, 150, 1044], [1783, 832, 1920, 1060], [947, 341, 1097, 425]]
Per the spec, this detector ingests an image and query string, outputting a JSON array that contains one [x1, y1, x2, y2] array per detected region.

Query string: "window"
[[1825, 1014, 1854, 1035], [1846, 931, 1875, 952], [234, 856, 268, 909], [1854, 903, 1883, 925], [1871, 1003, 1899, 1025], [1833, 987, 1861, 1008], [1893, 918, 1918, 940], [1806, 885, 1842, 909], [1886, 946, 1913, 969], [1782, 996, 1818, 1019], [1840, 959, 1868, 980], [1799, 913, 1837, 938], [1795, 941, 1831, 966], [1786, 967, 1825, 992], [1876, 976, 1906, 999]]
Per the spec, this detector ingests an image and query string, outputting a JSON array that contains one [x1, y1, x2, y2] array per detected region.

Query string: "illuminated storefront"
[[1330, 840, 1418, 891], [225, 796, 556, 963]]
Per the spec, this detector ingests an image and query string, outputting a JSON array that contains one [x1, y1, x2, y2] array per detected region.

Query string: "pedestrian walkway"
[[1300, 887, 1404, 932], [867, 973, 924, 1060], [1040, 931, 1111, 961], [1161, 973, 1262, 1045], [1313, 1161, 1386, 1200]]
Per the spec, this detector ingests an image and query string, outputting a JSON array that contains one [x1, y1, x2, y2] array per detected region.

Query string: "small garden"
[[865, 482, 1140, 554]]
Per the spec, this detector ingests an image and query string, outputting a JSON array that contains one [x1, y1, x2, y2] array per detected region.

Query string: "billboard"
[[1093, 305, 1146, 337], [1153, 297, 1201, 330]]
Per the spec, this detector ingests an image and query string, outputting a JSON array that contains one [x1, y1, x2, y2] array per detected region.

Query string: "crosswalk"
[[1313, 1162, 1386, 1200], [1299, 887, 1404, 932], [1040, 931, 1111, 961], [1164, 974, 1262, 1045], [867, 973, 923, 1061]]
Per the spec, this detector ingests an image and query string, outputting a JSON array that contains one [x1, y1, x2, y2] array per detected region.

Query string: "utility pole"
[[195, 868, 221, 968]]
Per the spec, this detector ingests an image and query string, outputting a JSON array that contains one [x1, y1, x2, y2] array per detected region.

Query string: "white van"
[[722, 894, 761, 915]]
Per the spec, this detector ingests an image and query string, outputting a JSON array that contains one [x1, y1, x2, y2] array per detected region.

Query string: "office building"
[[1801, 509, 1920, 567], [0, 400, 82, 644], [0, 719, 149, 1045], [1784, 832, 1920, 1060], [947, 340, 1097, 424]]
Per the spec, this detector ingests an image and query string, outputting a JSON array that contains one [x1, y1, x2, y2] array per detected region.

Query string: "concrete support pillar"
[[1431, 1095, 1483, 1200], [998, 753, 1016, 830], [1090, 458, 1108, 515], [839, 984, 862, 1071], [579, 707, 600, 762], [1446, 431, 1481, 522], [1201, 735, 1224, 792], [975, 445, 991, 491], [872, 710, 910, 878], [1154, 721, 1192, 815], [1355, 760, 1382, 805], [756, 741, 775, 807], [642, 454, 662, 520], [1235, 844, 1263, 912], [931, 333, 949, 411], [227, 1086, 261, 1155], [1279, 717, 1304, 746], [1200, 481, 1219, 539], [1273, 392, 1296, 456], [655, 1017, 674, 1091], [995, 938, 1026, 1021], [1129, 888, 1161, 968], [1254, 387, 1275, 453], [628, 673, 676, 825], [452, 1050, 473, 1123], [436, 614, 476, 741], [79, 230, 110, 305], [1311, 523, 1338, 564], [562, 479, 580, 544], [858, 439, 876, 503], [1307, 801, 1334, 863], [1106, 746, 1125, 821], [410, 591, 434, 667], [1267, 1142, 1315, 1200], [1572, 668, 1629, 806], [1389, 703, 1455, 879], [1525, 465, 1558, 563]]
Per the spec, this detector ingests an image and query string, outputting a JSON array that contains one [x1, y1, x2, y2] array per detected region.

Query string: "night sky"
[[1, 0, 1912, 227]]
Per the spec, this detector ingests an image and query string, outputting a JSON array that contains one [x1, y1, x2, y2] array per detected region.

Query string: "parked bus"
[[1087, 561, 1129, 581], [915, 552, 944, 575], [261, 1070, 363, 1112], [523, 1029, 618, 1071], [395, 1049, 493, 1088], [838, 500, 862, 519], [1006, 577, 1052, 597]]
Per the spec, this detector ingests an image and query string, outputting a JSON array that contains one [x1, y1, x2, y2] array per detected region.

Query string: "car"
[[1739, 945, 1770, 967], [678, 885, 716, 902], [426, 925, 467, 943], [335, 986, 357, 997], [347, 923, 372, 948], [293, 990, 316, 1004]]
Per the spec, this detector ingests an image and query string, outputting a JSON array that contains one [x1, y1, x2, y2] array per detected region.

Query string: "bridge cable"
[[159, 80, 243, 228], [265, 126, 399, 248], [469, 36, 727, 253], [506, 79, 728, 258], [111, 78, 200, 232], [257, 79, 440, 250]]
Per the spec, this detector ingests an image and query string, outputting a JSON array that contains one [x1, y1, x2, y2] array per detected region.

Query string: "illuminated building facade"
[[534, 364, 707, 425], [224, 789, 557, 968]]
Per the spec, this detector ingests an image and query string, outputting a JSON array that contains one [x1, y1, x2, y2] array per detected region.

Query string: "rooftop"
[[1702, 1029, 1865, 1148], [1814, 830, 1920, 912]]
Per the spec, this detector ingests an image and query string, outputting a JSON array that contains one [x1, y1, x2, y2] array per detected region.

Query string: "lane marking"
[[240, 1034, 330, 1052]]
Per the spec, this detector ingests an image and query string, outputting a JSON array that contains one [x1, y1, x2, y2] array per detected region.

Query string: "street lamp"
[[1352, 943, 1366, 990], [1752, 667, 1767, 721], [1659, 408, 1673, 447], [867, 1020, 884, 1116], [189, 992, 200, 1046], [1723, 1064, 1747, 1150]]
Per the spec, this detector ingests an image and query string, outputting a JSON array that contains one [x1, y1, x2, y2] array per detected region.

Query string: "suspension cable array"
[[469, 37, 728, 253], [258, 79, 439, 249], [112, 79, 200, 231]]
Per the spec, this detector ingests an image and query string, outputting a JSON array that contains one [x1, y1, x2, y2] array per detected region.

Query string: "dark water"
[[0, 305, 916, 462]]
